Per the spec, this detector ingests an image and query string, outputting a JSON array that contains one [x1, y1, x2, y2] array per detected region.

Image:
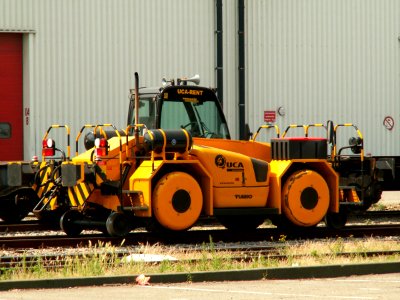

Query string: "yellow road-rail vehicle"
[[0, 74, 377, 235]]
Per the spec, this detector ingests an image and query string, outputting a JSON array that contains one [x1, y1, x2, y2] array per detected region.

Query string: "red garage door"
[[0, 33, 23, 161]]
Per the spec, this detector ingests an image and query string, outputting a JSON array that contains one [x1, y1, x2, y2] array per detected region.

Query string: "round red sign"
[[383, 116, 394, 131]]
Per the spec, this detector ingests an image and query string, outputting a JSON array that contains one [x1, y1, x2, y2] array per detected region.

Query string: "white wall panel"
[[221, 0, 239, 139], [1, 0, 215, 158], [2, 0, 400, 157], [246, 0, 400, 156]]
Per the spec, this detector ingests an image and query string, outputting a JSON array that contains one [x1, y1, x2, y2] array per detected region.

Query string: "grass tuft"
[[0, 237, 399, 281]]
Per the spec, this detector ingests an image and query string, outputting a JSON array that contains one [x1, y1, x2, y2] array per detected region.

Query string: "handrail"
[[251, 124, 280, 141], [42, 124, 70, 161]]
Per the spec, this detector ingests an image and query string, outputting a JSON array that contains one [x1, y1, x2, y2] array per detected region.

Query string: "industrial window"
[[0, 122, 11, 139]]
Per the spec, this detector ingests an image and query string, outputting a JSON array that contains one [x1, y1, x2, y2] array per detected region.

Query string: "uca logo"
[[215, 154, 244, 170], [215, 154, 226, 169]]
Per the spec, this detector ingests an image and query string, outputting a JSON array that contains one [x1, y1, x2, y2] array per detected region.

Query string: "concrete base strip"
[[0, 262, 399, 291]]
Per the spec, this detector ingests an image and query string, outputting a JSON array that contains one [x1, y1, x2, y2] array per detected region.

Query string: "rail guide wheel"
[[324, 210, 348, 229], [106, 212, 131, 237], [152, 171, 203, 231], [217, 215, 266, 231], [0, 191, 32, 223], [282, 169, 330, 227], [60, 210, 83, 236]]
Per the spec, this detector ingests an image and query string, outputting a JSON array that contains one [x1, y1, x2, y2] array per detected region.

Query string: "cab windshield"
[[129, 87, 230, 139], [160, 97, 230, 139]]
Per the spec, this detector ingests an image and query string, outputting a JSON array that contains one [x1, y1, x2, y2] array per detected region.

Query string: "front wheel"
[[152, 172, 203, 231]]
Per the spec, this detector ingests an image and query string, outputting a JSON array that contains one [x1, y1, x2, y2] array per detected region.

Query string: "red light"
[[99, 138, 107, 148], [94, 138, 108, 148], [42, 148, 55, 157], [95, 148, 108, 157], [42, 138, 55, 157], [94, 138, 108, 158]]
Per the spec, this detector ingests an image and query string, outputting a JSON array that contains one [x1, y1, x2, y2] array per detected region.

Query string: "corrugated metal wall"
[[221, 1, 239, 139], [246, 0, 400, 156], [2, 0, 399, 157], [1, 0, 217, 158]]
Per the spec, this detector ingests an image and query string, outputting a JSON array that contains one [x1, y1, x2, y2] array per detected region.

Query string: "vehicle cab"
[[127, 79, 231, 140]]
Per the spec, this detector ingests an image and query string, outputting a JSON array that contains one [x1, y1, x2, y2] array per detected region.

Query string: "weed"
[[371, 203, 387, 211], [1, 237, 399, 281], [278, 235, 287, 242], [329, 237, 345, 255]]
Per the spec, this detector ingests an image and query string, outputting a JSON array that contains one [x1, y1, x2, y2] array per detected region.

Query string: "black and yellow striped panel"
[[94, 165, 107, 186], [34, 163, 54, 199], [68, 182, 94, 207]]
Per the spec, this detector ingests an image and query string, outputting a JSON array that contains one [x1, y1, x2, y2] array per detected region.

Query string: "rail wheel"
[[217, 215, 265, 231], [0, 190, 34, 223], [60, 210, 83, 236], [0, 200, 28, 223], [324, 210, 348, 229], [361, 181, 382, 210], [152, 171, 203, 231], [282, 169, 330, 227], [106, 212, 131, 237]]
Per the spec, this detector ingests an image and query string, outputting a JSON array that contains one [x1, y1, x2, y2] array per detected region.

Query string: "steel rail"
[[0, 224, 399, 250], [1, 210, 400, 233]]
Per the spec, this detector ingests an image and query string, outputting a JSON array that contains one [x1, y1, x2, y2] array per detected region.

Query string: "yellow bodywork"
[[65, 135, 138, 211], [190, 145, 270, 208], [193, 137, 271, 162], [129, 160, 163, 217], [267, 159, 339, 213], [53, 125, 341, 230], [127, 141, 270, 219]]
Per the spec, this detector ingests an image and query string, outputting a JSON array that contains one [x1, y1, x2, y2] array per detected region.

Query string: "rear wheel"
[[152, 172, 203, 231], [282, 169, 330, 227]]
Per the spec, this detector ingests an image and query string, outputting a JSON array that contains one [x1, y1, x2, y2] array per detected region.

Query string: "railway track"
[[1, 241, 399, 273], [0, 224, 399, 250], [1, 210, 399, 234], [0, 221, 59, 233]]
